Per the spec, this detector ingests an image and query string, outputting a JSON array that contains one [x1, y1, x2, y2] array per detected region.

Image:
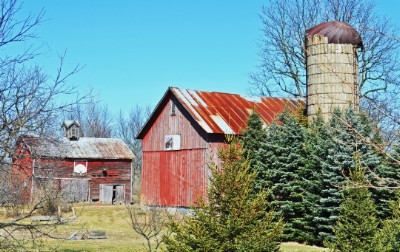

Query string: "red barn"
[[136, 87, 304, 207], [12, 121, 134, 204]]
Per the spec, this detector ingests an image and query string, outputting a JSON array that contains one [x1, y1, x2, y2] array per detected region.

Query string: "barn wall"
[[11, 144, 34, 203], [207, 134, 228, 166], [142, 96, 214, 207], [32, 158, 132, 203], [142, 149, 208, 206]]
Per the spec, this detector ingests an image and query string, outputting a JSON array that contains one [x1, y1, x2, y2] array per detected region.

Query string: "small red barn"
[[137, 87, 304, 207], [12, 121, 134, 204]]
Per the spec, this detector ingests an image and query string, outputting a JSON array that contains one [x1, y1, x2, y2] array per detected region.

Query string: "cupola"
[[62, 120, 81, 140]]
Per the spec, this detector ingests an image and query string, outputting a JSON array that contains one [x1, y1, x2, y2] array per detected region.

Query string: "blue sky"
[[19, 1, 400, 114]]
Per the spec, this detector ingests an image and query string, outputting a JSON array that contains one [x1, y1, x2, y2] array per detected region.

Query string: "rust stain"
[[169, 87, 304, 135]]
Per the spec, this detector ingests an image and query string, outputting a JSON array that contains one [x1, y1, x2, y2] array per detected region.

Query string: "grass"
[[281, 242, 328, 252], [1, 204, 328, 251], [45, 204, 144, 251]]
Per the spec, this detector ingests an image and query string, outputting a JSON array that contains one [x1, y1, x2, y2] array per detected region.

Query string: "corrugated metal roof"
[[137, 87, 305, 138], [306, 21, 363, 48], [22, 136, 134, 160]]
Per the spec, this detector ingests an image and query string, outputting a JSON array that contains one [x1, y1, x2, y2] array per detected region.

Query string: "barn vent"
[[62, 120, 81, 141], [171, 103, 176, 116]]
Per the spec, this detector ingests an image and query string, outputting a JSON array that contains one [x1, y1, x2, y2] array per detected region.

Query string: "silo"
[[306, 21, 363, 120]]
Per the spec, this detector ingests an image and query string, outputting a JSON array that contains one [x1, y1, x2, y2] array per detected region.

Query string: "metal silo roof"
[[306, 21, 363, 48]]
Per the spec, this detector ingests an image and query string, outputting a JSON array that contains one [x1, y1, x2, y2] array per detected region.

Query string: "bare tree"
[[66, 96, 114, 138], [0, 164, 11, 205], [126, 180, 174, 252], [127, 204, 173, 252], [251, 0, 400, 139], [0, 0, 87, 249], [0, 0, 44, 68], [252, 0, 399, 98], [116, 105, 151, 197]]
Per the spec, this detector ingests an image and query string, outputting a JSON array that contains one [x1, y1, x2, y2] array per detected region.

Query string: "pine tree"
[[326, 153, 380, 252], [164, 137, 283, 252]]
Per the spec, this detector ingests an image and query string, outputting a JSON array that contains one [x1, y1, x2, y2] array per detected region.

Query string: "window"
[[164, 135, 181, 150]]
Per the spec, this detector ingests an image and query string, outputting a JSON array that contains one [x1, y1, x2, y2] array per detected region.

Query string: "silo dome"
[[306, 21, 363, 48]]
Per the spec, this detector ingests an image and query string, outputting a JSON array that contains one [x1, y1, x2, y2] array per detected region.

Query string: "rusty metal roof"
[[306, 21, 363, 48], [137, 87, 305, 138], [22, 136, 134, 160]]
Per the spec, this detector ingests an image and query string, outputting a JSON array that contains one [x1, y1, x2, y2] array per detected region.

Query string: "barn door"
[[99, 184, 113, 203], [99, 184, 125, 204], [115, 185, 125, 204], [60, 179, 89, 203]]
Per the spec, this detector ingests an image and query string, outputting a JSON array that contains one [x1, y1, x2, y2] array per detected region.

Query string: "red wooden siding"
[[142, 149, 208, 206], [12, 144, 34, 202]]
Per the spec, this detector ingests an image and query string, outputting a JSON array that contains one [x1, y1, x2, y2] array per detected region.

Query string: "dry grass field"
[[1, 204, 328, 251]]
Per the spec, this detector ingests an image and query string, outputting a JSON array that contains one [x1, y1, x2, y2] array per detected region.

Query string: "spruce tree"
[[315, 108, 383, 242], [326, 153, 380, 252], [372, 160, 400, 219], [164, 137, 283, 252], [303, 114, 329, 244], [242, 111, 267, 173], [374, 195, 400, 251], [255, 110, 313, 243]]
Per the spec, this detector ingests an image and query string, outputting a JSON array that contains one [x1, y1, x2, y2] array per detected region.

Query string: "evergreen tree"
[[326, 153, 380, 252], [241, 107, 396, 246], [255, 110, 313, 243], [315, 108, 383, 243], [303, 114, 330, 244], [164, 137, 283, 252], [242, 111, 267, 172], [372, 160, 400, 219], [365, 124, 399, 219], [374, 195, 400, 252], [393, 142, 400, 163]]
